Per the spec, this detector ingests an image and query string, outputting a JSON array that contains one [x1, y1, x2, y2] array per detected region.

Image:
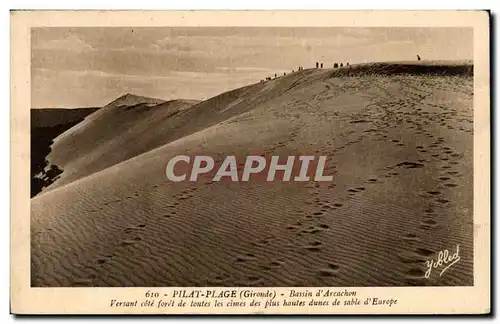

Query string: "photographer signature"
[[424, 244, 460, 278]]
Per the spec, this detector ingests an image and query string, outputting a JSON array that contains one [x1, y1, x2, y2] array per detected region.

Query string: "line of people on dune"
[[315, 61, 349, 69], [260, 54, 423, 83], [260, 61, 350, 83]]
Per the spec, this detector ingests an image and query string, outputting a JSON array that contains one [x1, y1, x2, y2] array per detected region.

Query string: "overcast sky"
[[31, 27, 473, 108]]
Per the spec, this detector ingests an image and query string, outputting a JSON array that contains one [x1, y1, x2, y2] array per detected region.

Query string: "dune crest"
[[329, 61, 473, 77], [107, 93, 167, 108]]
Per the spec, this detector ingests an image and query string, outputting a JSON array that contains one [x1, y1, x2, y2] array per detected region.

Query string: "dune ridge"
[[43, 96, 200, 191], [32, 62, 474, 287], [328, 61, 473, 77]]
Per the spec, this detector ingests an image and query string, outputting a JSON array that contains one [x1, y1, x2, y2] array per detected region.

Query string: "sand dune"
[[45, 69, 348, 190], [31, 62, 474, 287], [44, 95, 200, 190]]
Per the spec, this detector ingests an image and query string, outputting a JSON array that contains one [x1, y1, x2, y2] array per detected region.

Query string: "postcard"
[[10, 10, 490, 314]]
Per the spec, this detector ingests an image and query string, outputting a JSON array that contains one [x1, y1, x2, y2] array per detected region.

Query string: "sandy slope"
[[45, 69, 351, 190], [31, 62, 474, 287], [44, 94, 199, 190]]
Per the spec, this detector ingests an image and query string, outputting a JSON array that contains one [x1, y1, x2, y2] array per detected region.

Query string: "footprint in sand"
[[252, 237, 275, 247], [96, 255, 113, 265], [420, 219, 438, 229], [300, 226, 324, 235], [235, 253, 257, 263], [207, 274, 230, 286], [320, 203, 332, 210], [122, 236, 142, 246], [304, 241, 322, 252], [366, 178, 378, 183], [260, 260, 285, 270], [435, 198, 450, 205], [443, 183, 458, 188], [400, 233, 420, 242], [269, 260, 284, 268], [424, 205, 436, 214], [394, 161, 425, 169]]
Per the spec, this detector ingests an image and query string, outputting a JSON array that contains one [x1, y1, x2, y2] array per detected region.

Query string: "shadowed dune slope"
[[31, 108, 100, 197], [31, 108, 100, 128], [32, 62, 474, 287]]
